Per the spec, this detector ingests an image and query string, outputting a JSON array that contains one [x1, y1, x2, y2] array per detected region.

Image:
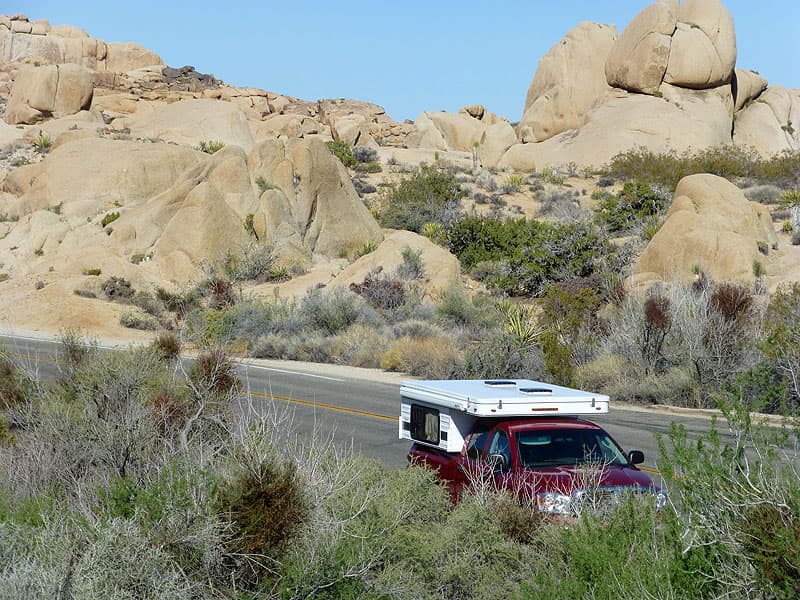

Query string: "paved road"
[[1, 333, 725, 475]]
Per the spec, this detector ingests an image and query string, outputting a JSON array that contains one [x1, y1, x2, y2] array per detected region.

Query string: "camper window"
[[410, 404, 440, 445]]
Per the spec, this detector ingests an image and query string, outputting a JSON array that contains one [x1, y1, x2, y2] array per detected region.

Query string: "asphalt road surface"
[[1, 332, 729, 477]]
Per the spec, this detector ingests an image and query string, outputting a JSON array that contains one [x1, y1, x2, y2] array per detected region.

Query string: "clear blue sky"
[[10, 1, 800, 122]]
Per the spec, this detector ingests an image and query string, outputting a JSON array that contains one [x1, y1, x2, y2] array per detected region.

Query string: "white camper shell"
[[399, 379, 610, 453]]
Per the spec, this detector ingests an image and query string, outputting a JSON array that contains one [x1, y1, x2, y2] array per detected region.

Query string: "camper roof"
[[400, 379, 609, 416]]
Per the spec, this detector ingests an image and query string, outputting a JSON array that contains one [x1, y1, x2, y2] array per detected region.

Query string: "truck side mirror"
[[628, 450, 645, 465], [487, 453, 508, 471]]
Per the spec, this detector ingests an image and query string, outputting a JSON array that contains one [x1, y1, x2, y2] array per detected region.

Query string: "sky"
[[9, 1, 800, 123]]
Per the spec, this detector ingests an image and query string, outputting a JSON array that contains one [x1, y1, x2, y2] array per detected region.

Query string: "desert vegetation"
[[0, 334, 797, 598], [122, 145, 800, 415]]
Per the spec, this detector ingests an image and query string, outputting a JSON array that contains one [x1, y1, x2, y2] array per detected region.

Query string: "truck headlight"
[[536, 492, 572, 514]]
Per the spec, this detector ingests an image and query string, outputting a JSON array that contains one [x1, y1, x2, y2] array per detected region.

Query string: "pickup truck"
[[399, 379, 666, 515], [408, 415, 665, 514]]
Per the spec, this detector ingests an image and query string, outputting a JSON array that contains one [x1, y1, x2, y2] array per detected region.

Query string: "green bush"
[[0, 352, 35, 411], [120, 310, 159, 331], [223, 456, 308, 585], [299, 287, 363, 335], [378, 165, 464, 233], [355, 161, 383, 173], [448, 216, 608, 296], [101, 212, 120, 227], [595, 182, 671, 232], [602, 146, 800, 189], [32, 131, 51, 152], [658, 396, 800, 598], [198, 140, 225, 154], [325, 139, 357, 168]]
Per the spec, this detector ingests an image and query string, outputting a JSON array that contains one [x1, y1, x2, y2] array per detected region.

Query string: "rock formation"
[[6, 63, 93, 124], [0, 13, 162, 73], [518, 22, 617, 143], [500, 0, 797, 170], [632, 174, 778, 285]]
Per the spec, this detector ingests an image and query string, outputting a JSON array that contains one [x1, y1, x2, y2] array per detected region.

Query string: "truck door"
[[485, 428, 514, 490], [451, 424, 491, 499]]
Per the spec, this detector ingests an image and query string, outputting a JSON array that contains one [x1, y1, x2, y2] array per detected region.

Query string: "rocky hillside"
[[0, 3, 798, 338]]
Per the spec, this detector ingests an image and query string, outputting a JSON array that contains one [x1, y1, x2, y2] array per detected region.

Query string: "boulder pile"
[[497, 0, 799, 170]]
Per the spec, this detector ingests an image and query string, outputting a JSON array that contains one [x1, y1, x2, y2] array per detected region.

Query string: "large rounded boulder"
[[663, 0, 736, 89], [633, 174, 778, 285], [519, 22, 617, 142], [604, 0, 678, 95]]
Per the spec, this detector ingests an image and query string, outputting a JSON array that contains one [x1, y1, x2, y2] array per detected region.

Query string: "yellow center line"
[[248, 389, 397, 422], [6, 352, 59, 364], [638, 465, 661, 475]]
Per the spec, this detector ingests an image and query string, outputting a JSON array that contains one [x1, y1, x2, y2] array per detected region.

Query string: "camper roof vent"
[[518, 387, 553, 395]]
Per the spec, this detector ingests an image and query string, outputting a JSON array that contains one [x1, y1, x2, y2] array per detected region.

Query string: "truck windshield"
[[515, 429, 628, 468]]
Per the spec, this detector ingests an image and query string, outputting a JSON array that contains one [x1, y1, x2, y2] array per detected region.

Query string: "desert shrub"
[[221, 242, 275, 282], [251, 333, 296, 360], [658, 395, 800, 598], [0, 352, 35, 412], [504, 173, 525, 193], [435, 287, 483, 328], [378, 165, 464, 233], [602, 146, 800, 189], [352, 146, 378, 163], [762, 283, 800, 405], [391, 319, 442, 339], [352, 177, 377, 196], [380, 336, 463, 378], [448, 216, 608, 297], [32, 131, 51, 152], [299, 287, 363, 335], [538, 281, 604, 384], [101, 276, 134, 302], [82, 267, 101, 276], [327, 324, 390, 368], [397, 245, 425, 280], [120, 310, 159, 331], [206, 277, 235, 309], [188, 349, 239, 398], [101, 211, 120, 227], [156, 287, 202, 318], [349, 269, 406, 310], [74, 288, 97, 299], [744, 184, 783, 204], [325, 139, 356, 168], [354, 239, 377, 258], [223, 454, 308, 585], [151, 331, 181, 361], [355, 161, 382, 173], [463, 330, 546, 380], [598, 282, 763, 407], [595, 181, 671, 232], [131, 290, 162, 317], [69, 518, 194, 599], [198, 140, 225, 154], [421, 221, 447, 245]]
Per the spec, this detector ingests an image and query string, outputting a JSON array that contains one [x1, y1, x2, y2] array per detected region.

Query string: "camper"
[[399, 379, 665, 514]]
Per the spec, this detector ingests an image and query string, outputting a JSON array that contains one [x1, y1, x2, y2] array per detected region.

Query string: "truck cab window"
[[465, 428, 490, 460], [487, 430, 511, 469]]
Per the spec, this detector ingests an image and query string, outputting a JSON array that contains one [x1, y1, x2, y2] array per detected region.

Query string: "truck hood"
[[518, 464, 659, 494]]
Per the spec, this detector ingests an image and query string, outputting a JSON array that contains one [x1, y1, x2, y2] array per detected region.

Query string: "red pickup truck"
[[399, 379, 665, 515]]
